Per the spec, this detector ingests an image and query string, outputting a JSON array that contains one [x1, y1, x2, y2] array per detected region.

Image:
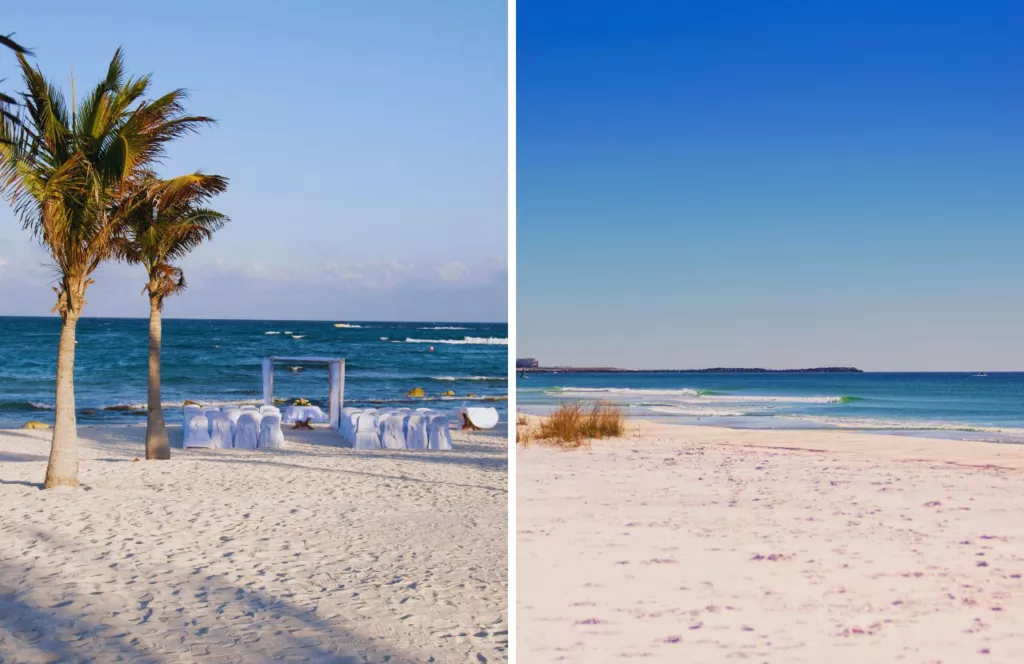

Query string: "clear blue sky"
[[518, 0, 1024, 371], [0, 1, 507, 322]]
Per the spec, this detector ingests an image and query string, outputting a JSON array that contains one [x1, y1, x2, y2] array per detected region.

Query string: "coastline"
[[517, 371, 1024, 445], [0, 424, 508, 662], [518, 419, 1024, 661]]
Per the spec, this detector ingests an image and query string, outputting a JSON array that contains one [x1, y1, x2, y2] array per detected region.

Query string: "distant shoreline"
[[519, 366, 863, 374]]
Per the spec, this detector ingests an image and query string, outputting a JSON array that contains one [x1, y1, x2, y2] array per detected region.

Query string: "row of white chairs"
[[183, 405, 284, 450], [340, 407, 453, 451]]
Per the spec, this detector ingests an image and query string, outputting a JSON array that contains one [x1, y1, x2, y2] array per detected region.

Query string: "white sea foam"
[[431, 376, 508, 381], [419, 326, 469, 330], [549, 387, 842, 404], [404, 337, 508, 346], [29, 402, 55, 410], [554, 387, 702, 397], [701, 394, 843, 404], [265, 331, 281, 335], [646, 405, 750, 418], [291, 335, 306, 339], [333, 323, 363, 328], [380, 337, 389, 341]]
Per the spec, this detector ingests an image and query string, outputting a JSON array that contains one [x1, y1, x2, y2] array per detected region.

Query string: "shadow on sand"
[[0, 521, 408, 663]]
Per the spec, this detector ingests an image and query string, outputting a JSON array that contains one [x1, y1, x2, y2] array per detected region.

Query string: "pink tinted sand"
[[518, 420, 1024, 662]]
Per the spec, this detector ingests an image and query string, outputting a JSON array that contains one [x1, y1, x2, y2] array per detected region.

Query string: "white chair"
[[202, 407, 221, 433], [340, 407, 360, 442], [234, 412, 262, 449], [405, 414, 428, 450], [259, 405, 280, 416], [209, 413, 233, 449], [225, 409, 243, 434], [259, 414, 285, 450], [458, 406, 500, 430], [240, 405, 259, 412], [184, 414, 213, 449], [427, 414, 453, 451], [352, 413, 381, 450], [380, 414, 406, 450], [182, 408, 198, 443]]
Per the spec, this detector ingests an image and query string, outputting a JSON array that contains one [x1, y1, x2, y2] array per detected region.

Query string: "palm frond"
[[0, 34, 33, 56]]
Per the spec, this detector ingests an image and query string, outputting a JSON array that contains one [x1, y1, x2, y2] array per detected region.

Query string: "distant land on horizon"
[[519, 366, 864, 374]]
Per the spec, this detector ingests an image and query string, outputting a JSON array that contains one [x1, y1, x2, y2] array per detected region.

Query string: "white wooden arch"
[[261, 356, 345, 429]]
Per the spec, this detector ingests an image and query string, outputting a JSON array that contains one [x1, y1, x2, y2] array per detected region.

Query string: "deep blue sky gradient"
[[518, 0, 1024, 370]]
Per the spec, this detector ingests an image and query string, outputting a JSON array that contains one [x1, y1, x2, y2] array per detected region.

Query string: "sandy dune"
[[518, 420, 1024, 662], [0, 424, 507, 663]]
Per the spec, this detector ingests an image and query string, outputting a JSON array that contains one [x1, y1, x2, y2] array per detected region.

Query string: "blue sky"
[[0, 1, 507, 322], [518, 0, 1024, 370]]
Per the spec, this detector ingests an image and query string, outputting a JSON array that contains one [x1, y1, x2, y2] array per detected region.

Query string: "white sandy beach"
[[518, 419, 1024, 662], [0, 424, 507, 663]]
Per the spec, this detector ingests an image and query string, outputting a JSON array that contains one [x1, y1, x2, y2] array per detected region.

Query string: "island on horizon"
[[515, 360, 863, 374]]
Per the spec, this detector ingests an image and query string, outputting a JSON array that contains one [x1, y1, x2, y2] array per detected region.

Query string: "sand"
[[0, 423, 508, 663], [518, 419, 1024, 663]]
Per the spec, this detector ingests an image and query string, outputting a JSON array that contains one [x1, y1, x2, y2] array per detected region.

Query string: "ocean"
[[0, 317, 507, 428], [518, 371, 1024, 444]]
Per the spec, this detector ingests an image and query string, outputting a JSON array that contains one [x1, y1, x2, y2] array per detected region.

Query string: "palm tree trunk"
[[145, 296, 170, 459], [44, 312, 80, 488]]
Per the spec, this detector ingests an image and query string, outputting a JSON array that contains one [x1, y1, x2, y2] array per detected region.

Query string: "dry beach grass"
[[517, 402, 624, 447], [518, 419, 1024, 662], [0, 424, 508, 663]]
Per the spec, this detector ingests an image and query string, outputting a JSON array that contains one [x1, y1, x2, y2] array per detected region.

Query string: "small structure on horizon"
[[516, 358, 539, 369]]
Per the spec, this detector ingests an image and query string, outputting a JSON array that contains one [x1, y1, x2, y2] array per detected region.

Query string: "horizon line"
[[0, 314, 509, 325]]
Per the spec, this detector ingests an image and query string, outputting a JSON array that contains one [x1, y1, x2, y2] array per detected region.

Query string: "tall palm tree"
[[116, 173, 228, 459], [0, 49, 214, 488]]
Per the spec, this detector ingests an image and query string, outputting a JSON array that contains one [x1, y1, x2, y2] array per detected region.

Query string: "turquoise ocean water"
[[0, 317, 507, 428], [518, 372, 1024, 444]]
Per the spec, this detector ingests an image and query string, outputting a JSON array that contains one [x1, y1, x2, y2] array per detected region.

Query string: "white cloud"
[[436, 261, 470, 283]]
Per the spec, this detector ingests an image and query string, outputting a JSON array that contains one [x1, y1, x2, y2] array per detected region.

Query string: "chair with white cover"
[[405, 414, 428, 450], [352, 413, 381, 450], [184, 414, 213, 449], [208, 413, 233, 449], [224, 408, 243, 434], [183, 405, 201, 425], [258, 413, 285, 450], [234, 412, 262, 449], [457, 406, 500, 430], [202, 407, 221, 433], [427, 414, 453, 450], [259, 405, 280, 416], [376, 410, 398, 436], [340, 407, 360, 442], [380, 414, 406, 449], [240, 405, 259, 412]]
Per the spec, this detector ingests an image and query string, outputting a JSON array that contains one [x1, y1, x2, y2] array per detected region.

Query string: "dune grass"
[[519, 401, 625, 448]]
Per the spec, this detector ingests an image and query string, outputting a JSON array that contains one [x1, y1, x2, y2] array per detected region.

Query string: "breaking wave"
[[404, 337, 508, 346]]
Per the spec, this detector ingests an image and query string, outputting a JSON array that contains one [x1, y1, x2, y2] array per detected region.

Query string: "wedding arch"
[[261, 356, 346, 428]]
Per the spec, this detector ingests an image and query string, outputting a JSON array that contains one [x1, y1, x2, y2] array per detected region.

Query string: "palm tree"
[[116, 173, 228, 459], [0, 49, 214, 488]]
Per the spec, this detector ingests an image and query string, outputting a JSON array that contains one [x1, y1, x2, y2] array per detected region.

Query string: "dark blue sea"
[[518, 371, 1024, 444], [0, 317, 507, 428]]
